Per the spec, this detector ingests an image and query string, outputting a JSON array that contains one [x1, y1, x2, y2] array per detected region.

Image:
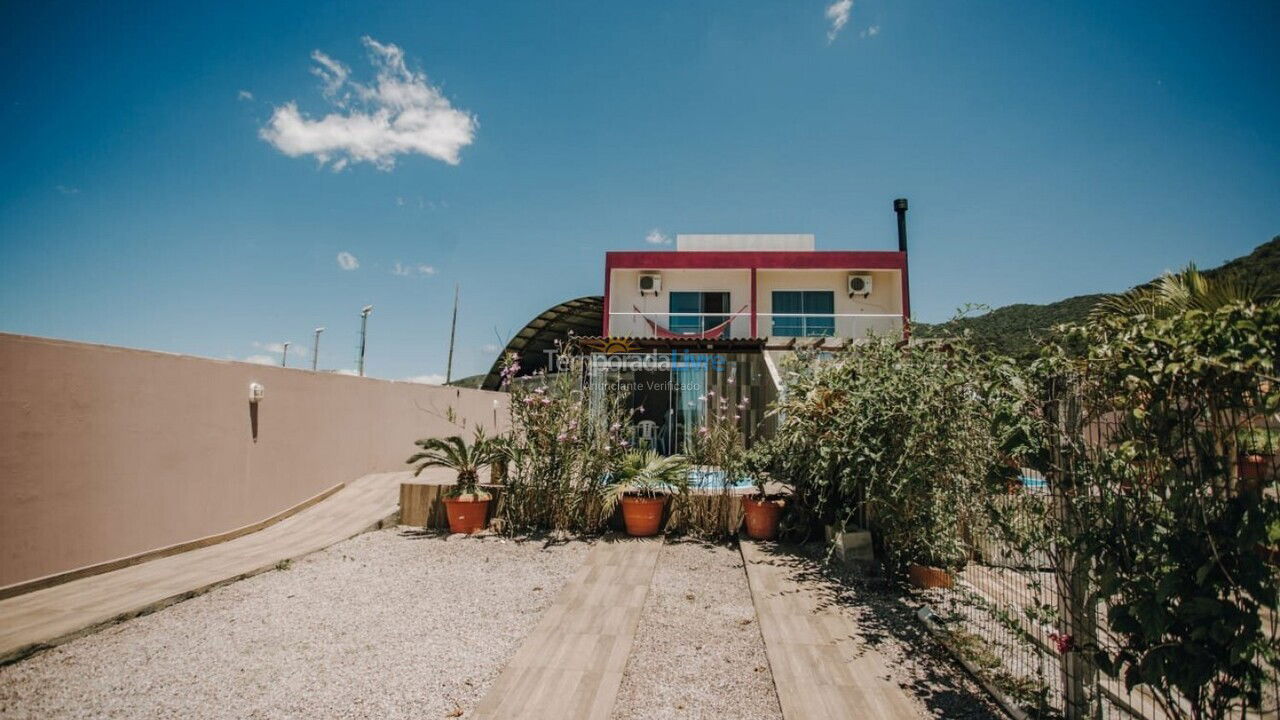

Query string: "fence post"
[[1048, 385, 1101, 720]]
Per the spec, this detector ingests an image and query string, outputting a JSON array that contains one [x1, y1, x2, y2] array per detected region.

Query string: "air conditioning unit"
[[847, 273, 873, 297], [638, 272, 662, 295]]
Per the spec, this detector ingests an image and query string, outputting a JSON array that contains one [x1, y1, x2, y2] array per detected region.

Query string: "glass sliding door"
[[668, 291, 730, 335], [802, 291, 835, 336], [668, 292, 702, 335], [770, 291, 805, 336], [673, 360, 706, 453], [770, 290, 835, 337]]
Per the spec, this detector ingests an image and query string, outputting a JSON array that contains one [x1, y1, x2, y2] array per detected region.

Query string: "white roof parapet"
[[675, 234, 815, 252]]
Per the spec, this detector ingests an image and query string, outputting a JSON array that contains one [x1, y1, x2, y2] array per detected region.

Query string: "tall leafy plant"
[[678, 389, 752, 537], [1042, 302, 1280, 719], [765, 335, 1019, 574], [497, 346, 634, 534]]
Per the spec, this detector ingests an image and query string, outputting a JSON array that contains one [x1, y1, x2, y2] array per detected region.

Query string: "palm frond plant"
[[1091, 263, 1277, 321], [602, 450, 690, 510], [602, 449, 689, 536], [406, 428, 503, 499], [407, 429, 506, 534]]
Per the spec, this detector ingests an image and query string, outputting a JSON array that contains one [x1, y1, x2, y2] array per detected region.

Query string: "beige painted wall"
[[609, 269, 753, 337], [756, 268, 904, 338], [755, 268, 903, 316], [0, 333, 509, 587]]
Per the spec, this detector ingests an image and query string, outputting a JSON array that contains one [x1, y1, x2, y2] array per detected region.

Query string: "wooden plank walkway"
[[472, 537, 662, 720], [0, 470, 419, 665], [740, 540, 920, 719]]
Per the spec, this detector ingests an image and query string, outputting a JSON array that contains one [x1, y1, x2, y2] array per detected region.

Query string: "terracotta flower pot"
[[442, 495, 491, 534], [1239, 454, 1270, 481], [907, 564, 953, 589], [620, 495, 666, 537], [742, 496, 784, 540]]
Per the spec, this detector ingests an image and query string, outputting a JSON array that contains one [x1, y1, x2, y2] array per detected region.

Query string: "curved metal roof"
[[479, 296, 603, 390]]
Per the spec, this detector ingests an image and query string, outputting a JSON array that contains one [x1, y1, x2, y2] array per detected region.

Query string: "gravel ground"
[[610, 539, 783, 720], [0, 529, 590, 720]]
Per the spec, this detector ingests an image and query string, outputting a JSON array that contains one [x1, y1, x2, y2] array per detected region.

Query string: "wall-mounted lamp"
[[249, 382, 265, 403]]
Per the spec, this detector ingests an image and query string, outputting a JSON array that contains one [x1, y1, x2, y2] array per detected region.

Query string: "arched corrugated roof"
[[479, 296, 603, 390]]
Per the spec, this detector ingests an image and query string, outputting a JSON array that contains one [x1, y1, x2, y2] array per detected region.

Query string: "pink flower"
[[620, 440, 630, 447], [1048, 632, 1074, 654], [557, 433, 568, 442]]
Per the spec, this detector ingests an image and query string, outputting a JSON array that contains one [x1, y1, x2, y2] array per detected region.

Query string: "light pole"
[[311, 327, 325, 371], [357, 305, 373, 377], [281, 341, 290, 367], [446, 283, 459, 384]]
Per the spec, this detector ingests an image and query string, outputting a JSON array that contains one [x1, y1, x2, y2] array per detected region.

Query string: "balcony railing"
[[606, 312, 903, 340]]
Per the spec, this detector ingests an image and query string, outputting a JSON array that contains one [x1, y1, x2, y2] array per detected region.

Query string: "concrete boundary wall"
[[0, 333, 509, 587]]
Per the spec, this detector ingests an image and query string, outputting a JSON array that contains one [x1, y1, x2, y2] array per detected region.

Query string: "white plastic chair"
[[635, 420, 659, 449]]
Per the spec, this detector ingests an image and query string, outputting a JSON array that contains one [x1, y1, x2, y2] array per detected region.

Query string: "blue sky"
[[2, 0, 1278, 381]]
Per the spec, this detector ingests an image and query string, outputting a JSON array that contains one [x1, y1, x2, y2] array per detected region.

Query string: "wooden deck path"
[[471, 537, 662, 720], [0, 470, 417, 665], [740, 540, 920, 719]]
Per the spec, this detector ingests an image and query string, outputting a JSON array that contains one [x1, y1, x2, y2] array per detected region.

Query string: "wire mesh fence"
[[935, 367, 1279, 719]]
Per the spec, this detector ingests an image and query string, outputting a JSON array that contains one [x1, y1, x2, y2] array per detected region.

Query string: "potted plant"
[[407, 429, 502, 534], [1237, 427, 1277, 484], [603, 450, 689, 537], [741, 448, 785, 540], [903, 502, 969, 588]]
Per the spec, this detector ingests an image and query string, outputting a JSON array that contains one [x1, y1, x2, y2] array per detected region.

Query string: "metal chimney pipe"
[[893, 198, 908, 253]]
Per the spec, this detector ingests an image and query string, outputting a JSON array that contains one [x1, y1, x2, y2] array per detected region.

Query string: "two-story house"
[[483, 199, 913, 453]]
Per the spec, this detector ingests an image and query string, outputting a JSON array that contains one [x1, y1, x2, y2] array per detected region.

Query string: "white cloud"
[[826, 0, 853, 42], [260, 36, 477, 171], [404, 373, 446, 385], [237, 89, 254, 101], [55, 184, 79, 195], [310, 51, 350, 100], [482, 343, 502, 354], [247, 341, 309, 367], [644, 229, 672, 246], [392, 261, 436, 277], [335, 368, 360, 376], [253, 340, 307, 356], [860, 24, 880, 38], [337, 251, 360, 270]]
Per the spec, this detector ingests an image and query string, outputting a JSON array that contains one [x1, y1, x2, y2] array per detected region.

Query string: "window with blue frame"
[[668, 292, 729, 334], [771, 291, 835, 336]]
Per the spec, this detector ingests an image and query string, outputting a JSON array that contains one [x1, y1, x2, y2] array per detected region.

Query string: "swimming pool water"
[[688, 469, 754, 490]]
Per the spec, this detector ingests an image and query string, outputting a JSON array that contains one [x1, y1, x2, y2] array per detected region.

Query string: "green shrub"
[[763, 335, 1029, 574], [1040, 302, 1280, 719]]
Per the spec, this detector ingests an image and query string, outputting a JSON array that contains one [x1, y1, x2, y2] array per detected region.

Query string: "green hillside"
[[915, 235, 1280, 358], [446, 373, 487, 389]]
